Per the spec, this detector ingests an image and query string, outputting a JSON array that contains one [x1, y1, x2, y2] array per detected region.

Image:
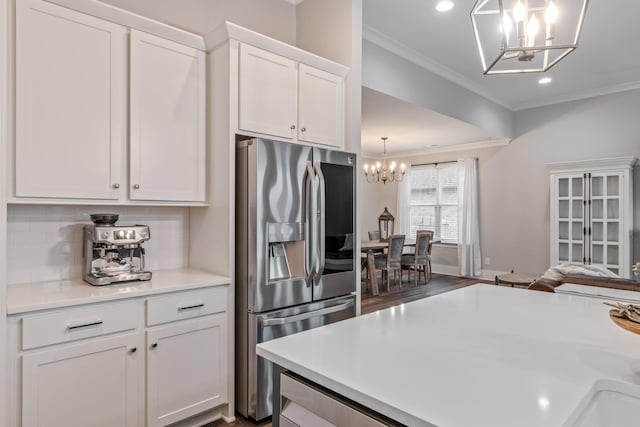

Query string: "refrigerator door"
[[249, 295, 356, 420], [312, 148, 357, 301], [239, 138, 315, 313]]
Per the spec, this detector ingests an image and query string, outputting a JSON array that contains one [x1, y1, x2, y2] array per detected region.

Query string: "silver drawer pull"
[[67, 320, 103, 330], [178, 303, 204, 312]]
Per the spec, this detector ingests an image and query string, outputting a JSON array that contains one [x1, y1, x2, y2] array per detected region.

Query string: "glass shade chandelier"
[[471, 0, 589, 74], [363, 137, 406, 184]]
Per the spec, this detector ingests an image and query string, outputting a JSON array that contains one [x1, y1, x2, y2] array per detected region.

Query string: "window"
[[408, 165, 460, 243]]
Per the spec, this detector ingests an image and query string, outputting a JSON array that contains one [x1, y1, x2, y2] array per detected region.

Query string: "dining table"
[[360, 238, 441, 296]]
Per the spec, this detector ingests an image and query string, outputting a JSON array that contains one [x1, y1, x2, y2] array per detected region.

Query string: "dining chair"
[[401, 233, 431, 286], [416, 229, 434, 281], [369, 234, 405, 293]]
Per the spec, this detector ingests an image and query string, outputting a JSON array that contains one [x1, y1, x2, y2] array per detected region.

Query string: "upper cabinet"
[[239, 44, 297, 140], [15, 0, 126, 200], [130, 30, 206, 202], [297, 64, 344, 146], [236, 37, 347, 149], [13, 0, 206, 204]]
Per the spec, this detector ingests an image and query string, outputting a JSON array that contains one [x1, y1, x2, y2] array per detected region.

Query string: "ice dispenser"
[[267, 222, 305, 282]]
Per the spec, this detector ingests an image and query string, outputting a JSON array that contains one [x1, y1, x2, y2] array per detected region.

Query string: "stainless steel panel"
[[240, 139, 314, 313], [280, 373, 399, 427], [312, 148, 357, 301], [251, 295, 356, 421]]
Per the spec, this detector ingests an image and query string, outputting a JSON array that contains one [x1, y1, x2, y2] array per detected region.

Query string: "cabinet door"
[[298, 64, 344, 147], [146, 314, 228, 426], [22, 333, 141, 427], [551, 173, 586, 266], [589, 172, 625, 276], [15, 0, 125, 199], [130, 30, 206, 202], [238, 43, 297, 139]]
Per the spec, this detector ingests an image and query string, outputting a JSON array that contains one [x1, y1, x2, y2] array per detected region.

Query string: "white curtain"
[[396, 164, 412, 236], [457, 158, 482, 277]]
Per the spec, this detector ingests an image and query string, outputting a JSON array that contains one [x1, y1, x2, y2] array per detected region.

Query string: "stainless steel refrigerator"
[[235, 138, 357, 420]]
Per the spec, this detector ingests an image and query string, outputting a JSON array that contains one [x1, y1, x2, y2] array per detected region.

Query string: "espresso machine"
[[83, 213, 152, 286]]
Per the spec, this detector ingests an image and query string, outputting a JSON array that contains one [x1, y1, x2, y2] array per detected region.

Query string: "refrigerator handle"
[[262, 300, 354, 326], [314, 163, 326, 278], [304, 163, 316, 282]]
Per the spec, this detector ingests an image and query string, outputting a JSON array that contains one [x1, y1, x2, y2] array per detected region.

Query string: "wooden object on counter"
[[609, 310, 640, 335]]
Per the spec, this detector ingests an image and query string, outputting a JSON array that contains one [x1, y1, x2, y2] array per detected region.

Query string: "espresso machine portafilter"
[[82, 213, 152, 286]]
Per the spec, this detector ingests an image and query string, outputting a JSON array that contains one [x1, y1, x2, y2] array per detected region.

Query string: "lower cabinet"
[[8, 285, 229, 427], [147, 315, 228, 426], [22, 333, 141, 427]]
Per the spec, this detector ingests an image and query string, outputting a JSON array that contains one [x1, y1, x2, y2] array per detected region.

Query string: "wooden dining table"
[[360, 239, 440, 296], [360, 239, 440, 252]]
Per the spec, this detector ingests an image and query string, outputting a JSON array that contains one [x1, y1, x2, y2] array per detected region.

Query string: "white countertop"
[[257, 284, 640, 427], [7, 268, 231, 314]]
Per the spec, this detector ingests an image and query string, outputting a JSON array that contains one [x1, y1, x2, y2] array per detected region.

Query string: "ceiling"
[[361, 0, 640, 155]]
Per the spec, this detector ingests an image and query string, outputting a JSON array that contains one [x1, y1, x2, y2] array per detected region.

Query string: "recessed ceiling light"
[[436, 1, 454, 12], [538, 77, 553, 85]]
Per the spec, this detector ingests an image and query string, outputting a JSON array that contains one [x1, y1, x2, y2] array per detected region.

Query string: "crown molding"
[[362, 138, 511, 158], [511, 80, 640, 111], [546, 156, 637, 173], [362, 25, 511, 110], [44, 0, 206, 50]]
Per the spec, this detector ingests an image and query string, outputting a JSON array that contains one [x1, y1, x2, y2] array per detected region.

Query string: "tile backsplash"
[[7, 205, 189, 285]]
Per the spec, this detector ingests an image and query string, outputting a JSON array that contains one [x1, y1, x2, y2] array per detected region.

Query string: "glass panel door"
[[589, 172, 623, 274], [554, 175, 585, 265]]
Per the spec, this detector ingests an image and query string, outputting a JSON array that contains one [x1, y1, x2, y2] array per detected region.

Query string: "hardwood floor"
[[209, 274, 491, 427], [361, 273, 491, 314]]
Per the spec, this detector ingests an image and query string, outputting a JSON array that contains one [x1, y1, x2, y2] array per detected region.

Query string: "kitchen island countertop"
[[257, 284, 640, 426], [7, 268, 230, 314]]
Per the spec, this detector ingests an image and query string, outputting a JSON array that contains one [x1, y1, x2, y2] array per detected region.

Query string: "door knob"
[[301, 127, 306, 132], [112, 183, 120, 189], [290, 125, 296, 130], [133, 184, 140, 189]]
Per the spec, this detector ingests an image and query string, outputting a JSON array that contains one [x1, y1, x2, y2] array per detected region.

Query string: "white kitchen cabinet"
[[14, 2, 206, 204], [15, 0, 126, 200], [549, 157, 636, 277], [7, 283, 231, 427], [297, 64, 344, 147], [239, 43, 297, 140], [130, 30, 206, 202], [238, 42, 345, 148], [146, 314, 228, 426], [22, 333, 141, 427]]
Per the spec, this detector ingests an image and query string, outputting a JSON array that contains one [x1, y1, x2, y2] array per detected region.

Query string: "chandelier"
[[363, 137, 405, 184], [471, 0, 589, 74]]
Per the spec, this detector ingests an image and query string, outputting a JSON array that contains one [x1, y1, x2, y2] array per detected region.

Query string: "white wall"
[[366, 89, 640, 277], [7, 206, 189, 285], [362, 40, 513, 139]]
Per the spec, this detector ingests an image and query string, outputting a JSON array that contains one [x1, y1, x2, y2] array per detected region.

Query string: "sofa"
[[528, 273, 640, 293]]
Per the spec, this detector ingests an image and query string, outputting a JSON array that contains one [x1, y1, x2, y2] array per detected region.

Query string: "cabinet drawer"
[[22, 301, 137, 350], [146, 286, 227, 326]]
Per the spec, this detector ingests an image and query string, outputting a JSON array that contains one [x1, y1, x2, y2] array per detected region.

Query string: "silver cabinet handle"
[[301, 127, 306, 132], [67, 320, 103, 330], [112, 183, 120, 189], [290, 125, 296, 130], [262, 301, 353, 327], [150, 342, 158, 349], [178, 303, 204, 312], [133, 184, 140, 189]]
